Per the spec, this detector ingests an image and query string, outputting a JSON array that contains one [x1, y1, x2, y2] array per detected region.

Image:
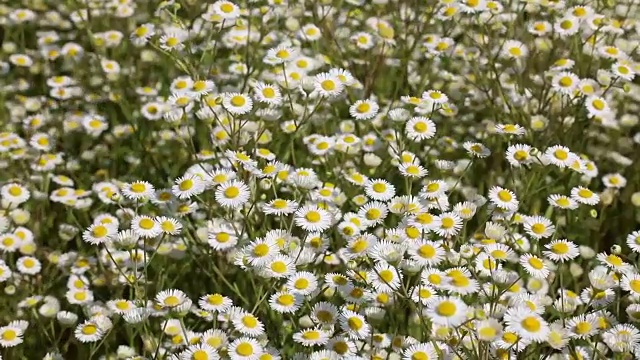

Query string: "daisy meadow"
[[1, 0, 639, 359]]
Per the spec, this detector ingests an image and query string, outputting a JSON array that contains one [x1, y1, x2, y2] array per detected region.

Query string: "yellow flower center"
[[236, 343, 254, 356], [436, 301, 457, 317], [164, 296, 180, 307], [230, 95, 246, 107], [347, 316, 363, 330], [321, 80, 336, 91], [521, 316, 541, 332], [497, 190, 512, 202], [531, 223, 546, 234], [224, 187, 240, 198], [305, 211, 321, 223], [139, 218, 155, 230], [81, 325, 97, 335], [528, 257, 544, 270], [270, 261, 287, 273]]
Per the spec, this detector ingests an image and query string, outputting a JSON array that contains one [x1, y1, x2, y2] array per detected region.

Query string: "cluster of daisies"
[[1, 0, 640, 359]]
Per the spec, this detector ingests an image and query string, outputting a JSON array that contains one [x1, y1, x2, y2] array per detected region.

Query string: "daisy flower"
[[131, 215, 162, 238], [405, 116, 437, 141], [566, 314, 599, 339], [1, 183, 30, 205], [520, 253, 550, 278], [434, 212, 462, 237], [364, 179, 396, 201], [261, 198, 298, 215], [597, 252, 633, 273], [294, 205, 332, 232], [215, 180, 250, 209], [82, 223, 117, 245], [227, 337, 263, 360], [370, 263, 402, 293], [505, 143, 534, 167], [313, 73, 344, 97], [420, 180, 449, 199], [488, 186, 519, 211], [222, 93, 253, 115], [339, 309, 370, 339], [551, 72, 579, 95], [554, 16, 580, 37], [403, 343, 437, 360], [199, 293, 233, 313], [286, 272, 318, 295], [349, 99, 379, 121], [74, 321, 103, 343], [408, 240, 445, 267], [156, 289, 191, 311], [252, 82, 282, 106], [121, 181, 155, 200], [570, 186, 600, 205], [626, 231, 640, 253], [232, 312, 265, 337], [621, 273, 640, 297], [159, 32, 186, 51], [503, 308, 550, 343], [585, 96, 611, 118], [172, 175, 206, 199], [547, 194, 578, 210], [543, 239, 579, 262], [463, 141, 491, 158], [210, 0, 240, 19], [523, 215, 555, 239], [426, 296, 468, 327], [265, 255, 296, 278], [293, 327, 330, 347], [495, 123, 525, 136]]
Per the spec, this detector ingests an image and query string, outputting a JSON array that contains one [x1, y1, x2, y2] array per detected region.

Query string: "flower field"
[[0, 0, 640, 359]]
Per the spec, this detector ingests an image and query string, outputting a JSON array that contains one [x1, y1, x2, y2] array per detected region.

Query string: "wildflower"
[[554, 16, 580, 36], [314, 73, 344, 97], [505, 144, 534, 167], [82, 223, 117, 245], [172, 175, 206, 199], [228, 337, 263, 360], [488, 186, 519, 211], [223, 93, 253, 115], [293, 327, 330, 346], [547, 194, 578, 210], [475, 318, 503, 342], [215, 180, 250, 209], [405, 117, 437, 141], [159, 32, 186, 51], [364, 179, 396, 201], [571, 186, 600, 205], [426, 297, 468, 327], [339, 309, 370, 339], [233, 312, 265, 337], [463, 141, 490, 158], [520, 254, 550, 279], [551, 72, 579, 95], [434, 212, 462, 237], [503, 308, 550, 343], [294, 205, 332, 232], [269, 291, 302, 314], [523, 215, 555, 239], [253, 82, 282, 106], [0, 324, 23, 347], [402, 343, 437, 360], [121, 181, 154, 200], [543, 240, 579, 262], [349, 99, 379, 121], [156, 289, 191, 311]]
